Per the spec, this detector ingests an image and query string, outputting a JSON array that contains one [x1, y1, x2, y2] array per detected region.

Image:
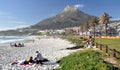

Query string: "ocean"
[[0, 36, 26, 43]]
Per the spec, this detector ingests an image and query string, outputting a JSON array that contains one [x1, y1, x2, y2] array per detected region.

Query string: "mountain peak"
[[63, 5, 79, 12]]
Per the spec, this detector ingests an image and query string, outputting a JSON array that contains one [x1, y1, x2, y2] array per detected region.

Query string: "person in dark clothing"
[[14, 43, 18, 47]]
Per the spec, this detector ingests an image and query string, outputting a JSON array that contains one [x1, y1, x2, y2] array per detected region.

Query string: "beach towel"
[[20, 64, 33, 66]]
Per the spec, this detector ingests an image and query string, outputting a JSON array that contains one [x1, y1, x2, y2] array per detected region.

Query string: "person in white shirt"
[[35, 51, 44, 65]]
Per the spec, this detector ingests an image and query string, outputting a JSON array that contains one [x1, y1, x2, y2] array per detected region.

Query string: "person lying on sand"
[[10, 43, 24, 47], [11, 55, 49, 67], [11, 56, 34, 65]]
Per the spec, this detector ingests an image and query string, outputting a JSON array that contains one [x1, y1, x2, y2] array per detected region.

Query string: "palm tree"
[[83, 23, 89, 36], [99, 12, 111, 36], [80, 25, 84, 36], [90, 17, 98, 38], [79, 23, 89, 36]]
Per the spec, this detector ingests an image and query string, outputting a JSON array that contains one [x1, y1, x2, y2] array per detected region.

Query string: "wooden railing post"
[[113, 49, 116, 57], [105, 45, 108, 53], [95, 43, 98, 48], [100, 44, 102, 50]]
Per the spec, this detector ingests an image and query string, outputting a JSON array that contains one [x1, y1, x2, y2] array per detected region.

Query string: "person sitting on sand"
[[11, 56, 34, 65], [14, 43, 18, 47], [18, 43, 24, 47], [35, 51, 44, 65], [18, 43, 21, 47], [10, 43, 15, 47]]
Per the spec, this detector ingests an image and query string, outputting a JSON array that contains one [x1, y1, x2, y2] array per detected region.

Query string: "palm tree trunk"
[[100, 25, 102, 37], [105, 24, 107, 36], [93, 26, 95, 38], [86, 31, 87, 36]]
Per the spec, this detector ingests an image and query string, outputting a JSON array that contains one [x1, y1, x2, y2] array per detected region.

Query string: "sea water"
[[0, 36, 25, 43]]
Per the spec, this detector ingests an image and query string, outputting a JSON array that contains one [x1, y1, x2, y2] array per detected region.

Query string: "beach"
[[0, 36, 82, 70]]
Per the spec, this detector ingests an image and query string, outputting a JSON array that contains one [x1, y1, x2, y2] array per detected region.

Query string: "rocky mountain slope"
[[30, 5, 96, 30]]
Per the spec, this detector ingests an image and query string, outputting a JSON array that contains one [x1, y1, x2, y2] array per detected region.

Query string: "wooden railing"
[[72, 36, 120, 58], [83, 36, 120, 39], [95, 43, 120, 58]]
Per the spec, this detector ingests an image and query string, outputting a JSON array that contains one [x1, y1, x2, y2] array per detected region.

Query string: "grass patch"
[[61, 36, 84, 46], [95, 38, 120, 51], [55, 50, 117, 70]]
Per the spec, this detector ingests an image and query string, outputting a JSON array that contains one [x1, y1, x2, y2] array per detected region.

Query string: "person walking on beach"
[[35, 51, 44, 65]]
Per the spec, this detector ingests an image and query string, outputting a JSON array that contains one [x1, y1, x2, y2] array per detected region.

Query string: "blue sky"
[[0, 0, 120, 30]]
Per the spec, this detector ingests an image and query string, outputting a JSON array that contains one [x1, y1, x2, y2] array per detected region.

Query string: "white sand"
[[0, 36, 83, 70]]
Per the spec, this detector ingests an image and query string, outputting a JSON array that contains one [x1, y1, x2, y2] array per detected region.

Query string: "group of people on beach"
[[10, 43, 24, 47], [86, 36, 96, 48], [11, 51, 49, 66]]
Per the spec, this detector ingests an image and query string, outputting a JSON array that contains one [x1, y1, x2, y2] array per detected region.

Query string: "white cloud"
[[10, 21, 26, 24], [74, 4, 84, 8], [4, 16, 18, 19], [0, 11, 8, 16], [15, 25, 29, 28], [0, 25, 29, 31], [0, 11, 28, 29], [0, 11, 29, 31], [0, 11, 18, 19], [111, 18, 120, 21]]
